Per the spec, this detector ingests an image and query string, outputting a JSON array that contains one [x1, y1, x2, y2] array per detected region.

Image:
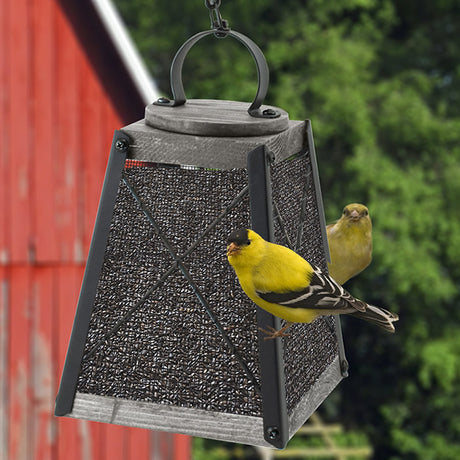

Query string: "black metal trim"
[[247, 145, 289, 449], [304, 121, 348, 377], [305, 121, 330, 263], [334, 316, 349, 378], [54, 130, 130, 416]]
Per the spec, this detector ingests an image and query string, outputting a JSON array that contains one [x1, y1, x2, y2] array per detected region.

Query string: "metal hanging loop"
[[154, 1, 279, 119], [154, 29, 279, 119]]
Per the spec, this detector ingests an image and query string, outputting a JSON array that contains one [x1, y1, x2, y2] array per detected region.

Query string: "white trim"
[[90, 0, 160, 105]]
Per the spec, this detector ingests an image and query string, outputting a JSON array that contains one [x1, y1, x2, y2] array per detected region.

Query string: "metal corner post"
[[305, 121, 348, 378], [247, 145, 289, 449], [54, 130, 130, 416], [305, 121, 330, 263]]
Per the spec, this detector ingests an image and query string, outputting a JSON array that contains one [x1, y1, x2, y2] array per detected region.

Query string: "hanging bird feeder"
[[55, 0, 348, 449]]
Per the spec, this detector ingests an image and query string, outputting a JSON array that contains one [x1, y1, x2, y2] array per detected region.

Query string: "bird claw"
[[258, 323, 292, 340]]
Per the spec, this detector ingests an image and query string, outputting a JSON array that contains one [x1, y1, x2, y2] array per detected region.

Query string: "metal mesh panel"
[[77, 162, 262, 416], [271, 153, 339, 415]]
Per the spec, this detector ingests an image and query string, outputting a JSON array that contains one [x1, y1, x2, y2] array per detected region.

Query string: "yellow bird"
[[227, 228, 398, 339], [327, 203, 372, 284]]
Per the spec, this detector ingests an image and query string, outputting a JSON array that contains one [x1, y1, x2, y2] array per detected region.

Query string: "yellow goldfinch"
[[227, 228, 398, 339], [327, 203, 372, 284]]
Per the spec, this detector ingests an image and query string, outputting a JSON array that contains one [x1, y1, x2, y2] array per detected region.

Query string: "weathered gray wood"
[[122, 118, 307, 169], [288, 355, 343, 439], [145, 99, 289, 137], [68, 357, 341, 448], [70, 392, 271, 447]]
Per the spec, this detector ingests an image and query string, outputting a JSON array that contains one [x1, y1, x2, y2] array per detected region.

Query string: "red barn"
[[0, 0, 191, 458]]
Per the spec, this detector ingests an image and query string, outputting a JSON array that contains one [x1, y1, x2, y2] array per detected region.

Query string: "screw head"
[[262, 108, 278, 118], [341, 359, 349, 377], [156, 97, 171, 104], [115, 138, 129, 152], [267, 427, 280, 440]]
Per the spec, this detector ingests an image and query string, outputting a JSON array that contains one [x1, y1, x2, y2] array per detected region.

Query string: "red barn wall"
[[0, 0, 190, 459]]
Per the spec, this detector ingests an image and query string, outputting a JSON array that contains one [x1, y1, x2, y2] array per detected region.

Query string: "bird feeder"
[[55, 1, 348, 449]]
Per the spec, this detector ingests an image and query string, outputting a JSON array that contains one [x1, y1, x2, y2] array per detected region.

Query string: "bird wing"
[[256, 265, 367, 313]]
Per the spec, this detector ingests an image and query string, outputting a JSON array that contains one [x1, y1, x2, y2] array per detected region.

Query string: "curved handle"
[[154, 29, 279, 119]]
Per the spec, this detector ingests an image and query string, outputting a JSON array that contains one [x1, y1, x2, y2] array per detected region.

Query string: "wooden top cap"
[[145, 99, 290, 137]]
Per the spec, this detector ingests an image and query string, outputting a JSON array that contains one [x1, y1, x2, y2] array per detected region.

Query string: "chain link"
[[205, 0, 221, 9], [204, 0, 229, 33]]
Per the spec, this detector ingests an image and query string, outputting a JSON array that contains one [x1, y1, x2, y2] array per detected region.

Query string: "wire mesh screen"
[[271, 153, 339, 415], [76, 161, 263, 416]]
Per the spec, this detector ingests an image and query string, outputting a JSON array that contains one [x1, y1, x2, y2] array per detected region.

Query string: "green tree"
[[114, 1, 460, 458]]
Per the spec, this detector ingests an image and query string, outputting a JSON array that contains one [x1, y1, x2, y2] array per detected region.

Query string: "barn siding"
[[0, 1, 191, 459]]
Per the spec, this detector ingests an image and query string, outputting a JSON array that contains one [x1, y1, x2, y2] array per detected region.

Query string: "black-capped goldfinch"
[[326, 203, 372, 285], [227, 228, 398, 339]]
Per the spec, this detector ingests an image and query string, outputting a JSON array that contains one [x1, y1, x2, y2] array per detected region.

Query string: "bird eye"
[[363, 209, 369, 216], [342, 208, 349, 216], [246, 240, 251, 245]]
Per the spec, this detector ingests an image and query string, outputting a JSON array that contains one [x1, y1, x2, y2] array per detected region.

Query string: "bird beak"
[[227, 242, 240, 257], [350, 209, 360, 220]]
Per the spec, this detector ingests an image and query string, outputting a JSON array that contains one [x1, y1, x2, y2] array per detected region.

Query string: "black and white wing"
[[256, 265, 367, 314]]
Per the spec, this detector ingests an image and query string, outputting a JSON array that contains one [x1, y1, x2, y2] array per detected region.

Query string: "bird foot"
[[259, 323, 292, 340]]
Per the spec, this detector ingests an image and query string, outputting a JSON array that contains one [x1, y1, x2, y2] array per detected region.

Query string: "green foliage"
[[192, 437, 246, 460], [113, 1, 460, 458]]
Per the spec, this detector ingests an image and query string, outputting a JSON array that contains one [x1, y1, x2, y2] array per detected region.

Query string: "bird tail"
[[350, 304, 399, 333]]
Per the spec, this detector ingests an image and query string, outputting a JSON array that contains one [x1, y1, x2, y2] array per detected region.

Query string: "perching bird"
[[226, 228, 398, 339], [327, 203, 372, 285]]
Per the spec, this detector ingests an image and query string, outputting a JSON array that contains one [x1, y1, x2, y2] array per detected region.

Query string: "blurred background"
[[1, 0, 460, 459]]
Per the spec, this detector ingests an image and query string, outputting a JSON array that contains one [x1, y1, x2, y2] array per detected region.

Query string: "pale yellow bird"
[[326, 203, 372, 284]]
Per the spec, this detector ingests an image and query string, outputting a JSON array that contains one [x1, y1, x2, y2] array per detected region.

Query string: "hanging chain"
[[205, 0, 230, 34]]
